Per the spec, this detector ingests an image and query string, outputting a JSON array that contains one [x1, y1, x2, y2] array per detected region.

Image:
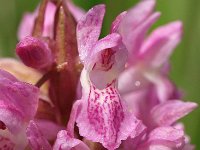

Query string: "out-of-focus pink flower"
[[17, 1, 85, 41], [18, 2, 56, 40], [116, 0, 183, 123], [106, 0, 197, 149], [120, 100, 197, 150], [118, 0, 182, 102], [174, 123, 195, 150], [137, 127, 185, 150], [150, 100, 197, 127], [0, 69, 39, 149], [66, 0, 85, 22]]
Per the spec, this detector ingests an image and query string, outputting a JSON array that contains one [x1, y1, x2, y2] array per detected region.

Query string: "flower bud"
[[16, 36, 53, 69]]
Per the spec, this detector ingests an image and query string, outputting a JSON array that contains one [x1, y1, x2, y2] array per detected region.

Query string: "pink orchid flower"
[[118, 0, 182, 103], [111, 0, 184, 126], [117, 100, 197, 150], [56, 4, 146, 150]]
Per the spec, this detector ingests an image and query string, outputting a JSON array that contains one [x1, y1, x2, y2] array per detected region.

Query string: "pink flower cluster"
[[0, 0, 197, 150]]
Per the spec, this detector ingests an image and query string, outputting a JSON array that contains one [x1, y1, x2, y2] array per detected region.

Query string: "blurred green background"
[[0, 0, 199, 148]]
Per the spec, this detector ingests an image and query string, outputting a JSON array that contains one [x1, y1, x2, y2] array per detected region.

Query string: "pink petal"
[[121, 120, 147, 150], [66, 0, 85, 22], [151, 100, 198, 126], [88, 34, 127, 89], [84, 33, 121, 68], [17, 12, 37, 41], [118, 67, 149, 95], [125, 12, 160, 62], [0, 69, 39, 134], [174, 123, 195, 150], [92, 33, 121, 55], [53, 130, 90, 150], [0, 58, 52, 104], [119, 0, 159, 60], [119, 0, 156, 35], [35, 119, 64, 141], [67, 100, 82, 137], [76, 79, 144, 149], [145, 145, 177, 150], [110, 11, 127, 33], [77, 4, 105, 61], [77, 30, 126, 90], [0, 69, 17, 82], [120, 88, 152, 120], [16, 36, 53, 69], [140, 21, 183, 68], [146, 127, 185, 149], [17, 2, 56, 40], [144, 73, 174, 102], [26, 120, 52, 150], [43, 2, 56, 38]]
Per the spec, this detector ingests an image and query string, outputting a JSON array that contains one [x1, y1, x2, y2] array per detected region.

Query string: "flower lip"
[[75, 71, 145, 149]]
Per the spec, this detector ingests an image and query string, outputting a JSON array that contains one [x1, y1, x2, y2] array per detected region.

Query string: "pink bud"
[[16, 36, 53, 69]]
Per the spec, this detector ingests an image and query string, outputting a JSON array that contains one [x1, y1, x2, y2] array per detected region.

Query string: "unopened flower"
[[16, 36, 53, 69]]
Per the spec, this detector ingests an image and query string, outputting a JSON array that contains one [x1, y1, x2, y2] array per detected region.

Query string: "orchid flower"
[[111, 0, 197, 148], [119, 100, 197, 150], [110, 0, 185, 126], [118, 0, 182, 103], [57, 4, 147, 150]]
